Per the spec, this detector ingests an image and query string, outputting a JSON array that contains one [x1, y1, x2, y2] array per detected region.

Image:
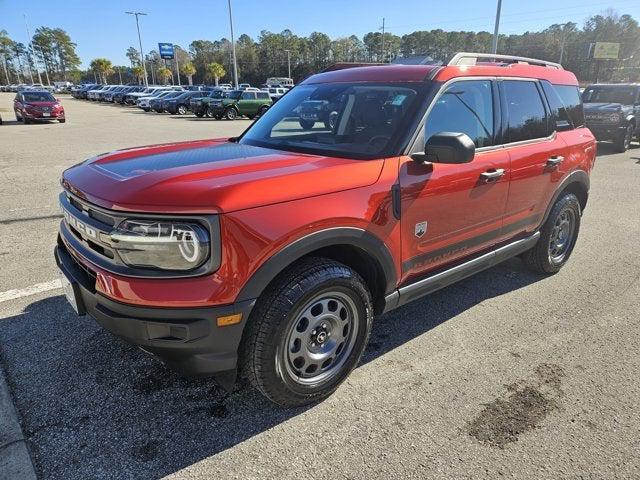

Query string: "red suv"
[[56, 53, 595, 407], [14, 89, 66, 123]]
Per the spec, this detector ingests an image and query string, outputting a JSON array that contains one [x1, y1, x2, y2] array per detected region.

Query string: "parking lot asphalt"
[[0, 93, 639, 479]]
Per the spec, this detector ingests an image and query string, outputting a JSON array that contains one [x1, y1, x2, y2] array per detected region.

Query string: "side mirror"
[[411, 132, 475, 164]]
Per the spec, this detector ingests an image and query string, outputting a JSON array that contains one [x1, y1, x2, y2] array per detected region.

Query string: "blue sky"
[[1, 0, 638, 67]]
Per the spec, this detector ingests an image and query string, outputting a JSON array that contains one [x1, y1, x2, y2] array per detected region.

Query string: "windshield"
[[583, 86, 638, 104], [228, 90, 242, 99], [23, 91, 55, 102], [240, 82, 420, 158]]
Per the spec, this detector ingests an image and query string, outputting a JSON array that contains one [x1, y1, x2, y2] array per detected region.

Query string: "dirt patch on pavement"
[[466, 363, 565, 448]]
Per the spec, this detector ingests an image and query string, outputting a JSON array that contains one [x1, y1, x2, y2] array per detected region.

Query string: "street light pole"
[[126, 11, 148, 87], [227, 0, 239, 89], [558, 23, 571, 65], [284, 49, 291, 78], [491, 0, 502, 54]]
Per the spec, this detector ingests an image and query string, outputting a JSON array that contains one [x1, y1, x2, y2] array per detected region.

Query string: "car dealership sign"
[[158, 43, 175, 60], [592, 42, 620, 60]]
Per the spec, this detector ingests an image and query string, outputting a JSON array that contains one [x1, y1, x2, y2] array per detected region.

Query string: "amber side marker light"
[[217, 313, 242, 327]]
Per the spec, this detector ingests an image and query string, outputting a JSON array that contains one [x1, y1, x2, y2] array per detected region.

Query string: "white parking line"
[[0, 280, 62, 304]]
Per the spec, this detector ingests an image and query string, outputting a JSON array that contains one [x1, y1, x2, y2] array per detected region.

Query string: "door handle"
[[480, 169, 505, 182], [546, 156, 564, 167]]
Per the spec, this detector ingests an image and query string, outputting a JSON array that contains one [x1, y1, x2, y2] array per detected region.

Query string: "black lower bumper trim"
[[55, 240, 255, 378]]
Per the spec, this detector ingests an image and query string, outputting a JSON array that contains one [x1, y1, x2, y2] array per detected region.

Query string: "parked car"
[[55, 53, 594, 407], [266, 77, 294, 88], [163, 91, 205, 115], [238, 83, 252, 90], [138, 90, 180, 111], [126, 86, 182, 105], [297, 99, 341, 130], [114, 86, 143, 104], [147, 90, 184, 112], [103, 85, 128, 103], [265, 86, 288, 102], [208, 89, 272, 120], [87, 85, 111, 101], [582, 83, 639, 152], [189, 89, 228, 117], [14, 89, 65, 123]]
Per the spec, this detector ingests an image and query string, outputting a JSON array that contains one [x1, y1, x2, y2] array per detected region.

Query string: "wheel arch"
[[236, 228, 397, 315], [540, 169, 589, 227]]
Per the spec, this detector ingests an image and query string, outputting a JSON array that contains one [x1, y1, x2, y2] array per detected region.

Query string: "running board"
[[384, 232, 541, 311]]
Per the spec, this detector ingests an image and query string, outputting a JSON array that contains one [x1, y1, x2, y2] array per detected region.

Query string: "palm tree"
[[181, 62, 196, 85], [90, 57, 112, 83], [132, 65, 145, 85], [206, 62, 225, 86], [157, 66, 172, 85]]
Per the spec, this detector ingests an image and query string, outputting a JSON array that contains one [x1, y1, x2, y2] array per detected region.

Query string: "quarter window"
[[554, 85, 585, 128], [425, 80, 494, 147], [502, 80, 548, 143], [541, 81, 572, 131]]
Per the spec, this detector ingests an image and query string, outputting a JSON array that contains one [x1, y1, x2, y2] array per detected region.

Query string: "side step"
[[385, 232, 540, 310]]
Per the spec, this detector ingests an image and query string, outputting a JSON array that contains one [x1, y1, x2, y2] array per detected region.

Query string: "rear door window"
[[502, 80, 548, 143]]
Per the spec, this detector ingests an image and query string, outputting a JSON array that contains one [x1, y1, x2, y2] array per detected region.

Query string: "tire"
[[299, 119, 315, 130], [522, 192, 581, 274], [177, 105, 187, 115], [614, 123, 633, 153], [142, 107, 150, 112], [195, 112, 204, 118], [247, 114, 255, 120], [224, 107, 238, 120], [58, 119, 66, 123], [257, 105, 269, 117], [240, 257, 373, 407], [205, 106, 215, 118], [23, 117, 31, 124]]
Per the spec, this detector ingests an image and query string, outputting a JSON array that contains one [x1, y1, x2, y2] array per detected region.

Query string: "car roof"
[[302, 62, 578, 86]]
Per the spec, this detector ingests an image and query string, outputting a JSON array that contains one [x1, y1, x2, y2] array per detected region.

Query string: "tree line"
[[1, 11, 638, 87]]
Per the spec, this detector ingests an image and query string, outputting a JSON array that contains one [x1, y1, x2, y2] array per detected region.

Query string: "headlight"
[[109, 220, 210, 271]]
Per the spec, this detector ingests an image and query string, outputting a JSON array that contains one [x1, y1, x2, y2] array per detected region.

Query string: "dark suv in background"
[[583, 83, 639, 152]]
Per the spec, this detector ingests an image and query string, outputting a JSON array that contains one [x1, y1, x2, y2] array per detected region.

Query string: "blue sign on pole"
[[158, 43, 175, 60]]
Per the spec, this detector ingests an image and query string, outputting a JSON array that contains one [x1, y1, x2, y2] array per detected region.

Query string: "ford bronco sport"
[[582, 83, 639, 152], [56, 53, 595, 407]]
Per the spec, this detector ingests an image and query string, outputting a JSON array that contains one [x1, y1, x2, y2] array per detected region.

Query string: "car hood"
[[583, 102, 629, 112], [62, 139, 385, 214]]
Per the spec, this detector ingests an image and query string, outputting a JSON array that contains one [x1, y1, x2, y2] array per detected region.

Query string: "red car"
[[14, 90, 66, 123], [55, 53, 595, 407]]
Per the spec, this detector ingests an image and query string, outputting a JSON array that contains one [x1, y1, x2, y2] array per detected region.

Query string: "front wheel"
[[614, 123, 633, 153], [522, 192, 581, 274], [240, 258, 373, 407], [58, 118, 66, 123], [224, 107, 238, 120], [177, 105, 187, 115]]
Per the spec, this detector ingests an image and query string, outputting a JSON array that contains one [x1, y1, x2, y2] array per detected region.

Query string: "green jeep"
[[208, 90, 272, 120]]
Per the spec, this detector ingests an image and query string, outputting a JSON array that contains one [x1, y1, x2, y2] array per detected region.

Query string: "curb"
[[0, 364, 37, 480]]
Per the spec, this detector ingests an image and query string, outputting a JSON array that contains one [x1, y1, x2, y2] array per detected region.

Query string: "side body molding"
[[236, 227, 398, 303]]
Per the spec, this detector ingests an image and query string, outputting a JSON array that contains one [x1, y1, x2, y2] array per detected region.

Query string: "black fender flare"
[[539, 169, 590, 228], [236, 227, 397, 302]]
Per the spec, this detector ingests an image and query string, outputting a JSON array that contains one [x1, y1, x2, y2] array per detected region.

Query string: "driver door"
[[399, 79, 511, 283]]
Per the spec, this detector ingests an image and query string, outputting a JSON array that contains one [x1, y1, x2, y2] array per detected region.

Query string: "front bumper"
[[54, 238, 255, 379], [586, 123, 627, 141]]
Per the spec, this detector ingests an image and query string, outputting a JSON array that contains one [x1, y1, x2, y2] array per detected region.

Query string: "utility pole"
[[227, 0, 239, 89], [117, 66, 123, 84], [380, 18, 385, 62], [126, 11, 148, 87], [284, 49, 291, 78], [491, 0, 502, 54], [23, 14, 42, 84], [558, 23, 571, 65]]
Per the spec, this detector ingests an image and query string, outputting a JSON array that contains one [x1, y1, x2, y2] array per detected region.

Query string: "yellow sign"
[[593, 42, 620, 59]]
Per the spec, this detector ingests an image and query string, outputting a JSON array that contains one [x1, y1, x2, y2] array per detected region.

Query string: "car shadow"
[[596, 142, 639, 156], [0, 257, 542, 479]]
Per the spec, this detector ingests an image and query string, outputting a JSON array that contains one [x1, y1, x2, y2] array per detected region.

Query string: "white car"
[[87, 85, 112, 101], [126, 86, 183, 105]]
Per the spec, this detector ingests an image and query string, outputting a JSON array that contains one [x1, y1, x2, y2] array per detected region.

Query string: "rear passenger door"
[[239, 91, 256, 115], [500, 79, 570, 236]]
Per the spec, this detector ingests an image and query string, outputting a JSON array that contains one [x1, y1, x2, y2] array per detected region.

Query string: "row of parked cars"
[[70, 81, 293, 120]]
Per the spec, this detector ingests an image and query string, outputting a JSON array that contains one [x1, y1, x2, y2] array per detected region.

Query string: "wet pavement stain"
[[466, 363, 565, 448]]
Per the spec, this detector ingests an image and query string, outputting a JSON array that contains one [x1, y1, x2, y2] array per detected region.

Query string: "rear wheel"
[[205, 106, 215, 118], [177, 105, 187, 115], [195, 112, 204, 118], [522, 192, 581, 274], [257, 105, 269, 117], [240, 258, 373, 407]]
